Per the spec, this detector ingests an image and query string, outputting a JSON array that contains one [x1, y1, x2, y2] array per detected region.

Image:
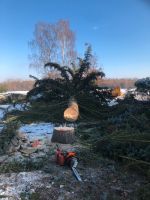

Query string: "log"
[[51, 127, 75, 144], [64, 101, 79, 122]]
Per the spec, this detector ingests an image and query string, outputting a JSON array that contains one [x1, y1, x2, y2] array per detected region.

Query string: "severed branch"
[[29, 74, 39, 80]]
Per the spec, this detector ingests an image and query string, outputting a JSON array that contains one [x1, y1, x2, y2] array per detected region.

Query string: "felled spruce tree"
[[27, 45, 112, 120]]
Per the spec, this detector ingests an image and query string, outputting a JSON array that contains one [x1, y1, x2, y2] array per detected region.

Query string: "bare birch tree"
[[55, 20, 76, 65], [29, 20, 76, 74]]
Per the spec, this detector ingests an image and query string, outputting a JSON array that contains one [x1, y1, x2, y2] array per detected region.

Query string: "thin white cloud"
[[92, 26, 99, 30]]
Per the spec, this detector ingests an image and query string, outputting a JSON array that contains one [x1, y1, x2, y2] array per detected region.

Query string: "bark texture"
[[51, 127, 75, 144]]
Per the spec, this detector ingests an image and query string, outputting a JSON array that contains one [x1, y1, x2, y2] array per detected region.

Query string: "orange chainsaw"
[[55, 146, 82, 182]]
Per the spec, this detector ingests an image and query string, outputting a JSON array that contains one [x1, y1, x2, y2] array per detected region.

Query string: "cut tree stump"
[[51, 127, 75, 144]]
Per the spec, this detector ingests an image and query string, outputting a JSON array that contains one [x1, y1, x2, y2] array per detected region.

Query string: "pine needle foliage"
[[27, 45, 112, 119], [135, 77, 150, 94]]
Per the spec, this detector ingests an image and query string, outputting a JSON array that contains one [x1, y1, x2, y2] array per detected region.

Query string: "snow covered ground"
[[0, 91, 28, 95], [19, 123, 54, 142], [0, 102, 30, 135], [108, 88, 149, 107], [108, 99, 118, 106], [0, 109, 5, 120], [0, 104, 28, 120], [0, 90, 28, 121], [0, 171, 51, 199]]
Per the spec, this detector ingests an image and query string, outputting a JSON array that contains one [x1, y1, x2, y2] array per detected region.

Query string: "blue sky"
[[0, 0, 150, 81]]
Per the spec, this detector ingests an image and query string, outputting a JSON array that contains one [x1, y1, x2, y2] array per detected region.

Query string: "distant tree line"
[[0, 79, 34, 92], [97, 78, 137, 89], [0, 78, 137, 92]]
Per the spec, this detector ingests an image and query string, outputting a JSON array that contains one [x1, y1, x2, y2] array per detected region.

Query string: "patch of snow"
[[0, 103, 30, 121], [0, 109, 5, 120], [108, 99, 118, 107], [0, 105, 11, 120], [120, 88, 128, 94], [128, 88, 136, 92], [8, 103, 28, 112], [0, 104, 11, 109], [0, 103, 29, 112], [0, 171, 50, 199], [0, 91, 28, 95], [19, 123, 54, 142], [30, 93, 43, 100], [134, 94, 150, 101], [126, 88, 149, 101]]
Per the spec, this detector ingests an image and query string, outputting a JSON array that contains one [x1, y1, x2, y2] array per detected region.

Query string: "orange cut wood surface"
[[64, 102, 79, 122]]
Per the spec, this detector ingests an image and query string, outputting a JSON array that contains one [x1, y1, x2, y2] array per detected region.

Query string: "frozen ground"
[[0, 171, 51, 199], [0, 104, 27, 121], [19, 122, 54, 142], [0, 151, 147, 200]]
